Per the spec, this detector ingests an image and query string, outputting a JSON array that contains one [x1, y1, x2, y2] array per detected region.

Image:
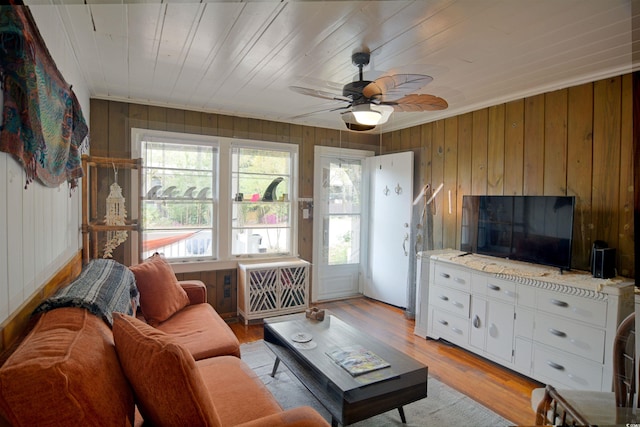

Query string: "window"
[[231, 146, 293, 255], [139, 136, 217, 261], [132, 129, 298, 264]]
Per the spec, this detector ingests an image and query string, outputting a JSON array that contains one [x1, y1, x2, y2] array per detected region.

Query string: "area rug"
[[241, 340, 514, 426]]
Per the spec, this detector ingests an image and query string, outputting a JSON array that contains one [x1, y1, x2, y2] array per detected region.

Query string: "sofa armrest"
[[178, 280, 207, 305], [235, 407, 330, 427]]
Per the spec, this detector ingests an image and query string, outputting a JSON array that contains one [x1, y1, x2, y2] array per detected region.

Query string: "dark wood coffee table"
[[263, 311, 428, 427]]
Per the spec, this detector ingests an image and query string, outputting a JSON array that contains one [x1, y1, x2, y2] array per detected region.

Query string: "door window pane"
[[327, 215, 361, 265], [322, 159, 363, 265]]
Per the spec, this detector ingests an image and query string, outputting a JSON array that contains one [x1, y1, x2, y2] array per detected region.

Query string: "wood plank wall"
[[384, 74, 635, 277], [89, 100, 379, 315], [90, 72, 635, 301]]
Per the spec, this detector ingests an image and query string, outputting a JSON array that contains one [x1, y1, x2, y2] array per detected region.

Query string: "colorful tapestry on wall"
[[0, 4, 88, 190]]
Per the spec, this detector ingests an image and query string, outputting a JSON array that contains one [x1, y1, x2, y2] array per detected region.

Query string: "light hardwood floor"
[[229, 297, 542, 426]]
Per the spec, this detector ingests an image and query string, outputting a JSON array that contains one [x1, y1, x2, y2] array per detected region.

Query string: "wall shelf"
[[81, 155, 142, 264]]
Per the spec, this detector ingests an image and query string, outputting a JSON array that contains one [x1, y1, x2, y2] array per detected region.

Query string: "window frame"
[[131, 128, 299, 270], [229, 140, 298, 257]]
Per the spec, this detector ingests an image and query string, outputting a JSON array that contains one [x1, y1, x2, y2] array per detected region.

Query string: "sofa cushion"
[[196, 356, 283, 426], [112, 312, 222, 427], [129, 253, 189, 326], [155, 303, 241, 359], [0, 308, 135, 427]]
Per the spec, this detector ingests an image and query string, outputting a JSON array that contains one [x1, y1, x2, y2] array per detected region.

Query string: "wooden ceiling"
[[26, 0, 639, 133]]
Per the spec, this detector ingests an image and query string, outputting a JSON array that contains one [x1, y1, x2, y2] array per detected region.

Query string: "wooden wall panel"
[[592, 77, 621, 252], [90, 100, 109, 157], [504, 100, 525, 195], [617, 74, 633, 277], [400, 128, 412, 151], [379, 73, 634, 278], [184, 110, 203, 135], [567, 82, 594, 269], [298, 125, 314, 263], [148, 106, 167, 132], [456, 114, 472, 249], [88, 72, 635, 294], [129, 103, 149, 131], [443, 117, 459, 249], [166, 108, 185, 133], [410, 126, 421, 150], [523, 94, 545, 195], [217, 114, 234, 138], [487, 104, 505, 195], [472, 109, 488, 195], [543, 89, 568, 195], [201, 113, 218, 136], [420, 123, 433, 191], [233, 116, 250, 139], [89, 99, 380, 315], [431, 121, 445, 249]]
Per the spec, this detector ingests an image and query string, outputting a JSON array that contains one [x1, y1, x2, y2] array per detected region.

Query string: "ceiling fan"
[[290, 51, 448, 131]]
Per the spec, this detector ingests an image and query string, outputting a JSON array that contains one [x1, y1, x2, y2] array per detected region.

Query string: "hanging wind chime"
[[103, 164, 128, 258]]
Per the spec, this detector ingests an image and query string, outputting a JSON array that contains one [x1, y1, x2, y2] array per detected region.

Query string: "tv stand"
[[414, 250, 634, 392]]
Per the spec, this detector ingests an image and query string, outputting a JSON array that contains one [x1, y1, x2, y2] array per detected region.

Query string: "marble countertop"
[[426, 250, 633, 293]]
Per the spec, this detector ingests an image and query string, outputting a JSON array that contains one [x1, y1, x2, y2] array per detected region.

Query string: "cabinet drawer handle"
[[546, 361, 565, 371], [487, 283, 500, 291], [550, 299, 568, 308], [548, 328, 567, 338], [473, 315, 481, 328], [440, 273, 451, 279], [451, 301, 463, 308], [451, 327, 463, 334], [438, 319, 449, 326], [439, 295, 449, 301], [453, 277, 465, 284]]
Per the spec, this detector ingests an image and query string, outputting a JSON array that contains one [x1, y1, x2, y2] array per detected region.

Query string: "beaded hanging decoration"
[[103, 164, 128, 258]]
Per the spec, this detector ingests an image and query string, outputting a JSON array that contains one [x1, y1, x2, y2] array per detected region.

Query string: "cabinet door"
[[486, 299, 515, 362], [470, 297, 487, 350], [279, 265, 308, 310], [248, 268, 278, 313]]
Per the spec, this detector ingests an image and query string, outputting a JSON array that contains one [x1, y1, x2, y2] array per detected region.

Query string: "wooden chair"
[[532, 311, 636, 426]]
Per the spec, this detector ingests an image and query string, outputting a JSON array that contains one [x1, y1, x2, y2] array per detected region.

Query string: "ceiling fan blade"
[[294, 76, 345, 93], [291, 105, 351, 120], [384, 94, 448, 112], [289, 86, 352, 103], [362, 74, 433, 100]]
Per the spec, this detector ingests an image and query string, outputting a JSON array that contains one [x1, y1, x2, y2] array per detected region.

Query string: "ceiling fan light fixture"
[[352, 103, 382, 126], [371, 104, 394, 125]]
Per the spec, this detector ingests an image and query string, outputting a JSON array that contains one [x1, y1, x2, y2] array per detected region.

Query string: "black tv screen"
[[461, 195, 575, 270]]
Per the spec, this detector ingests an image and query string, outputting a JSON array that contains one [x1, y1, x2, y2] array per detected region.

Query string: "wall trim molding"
[[0, 251, 82, 364]]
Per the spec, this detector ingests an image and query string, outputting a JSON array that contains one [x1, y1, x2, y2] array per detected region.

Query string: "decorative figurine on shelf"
[[262, 177, 284, 201], [103, 166, 128, 258], [305, 307, 325, 321]]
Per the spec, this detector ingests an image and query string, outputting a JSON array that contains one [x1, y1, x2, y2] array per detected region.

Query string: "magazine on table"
[[326, 346, 390, 376]]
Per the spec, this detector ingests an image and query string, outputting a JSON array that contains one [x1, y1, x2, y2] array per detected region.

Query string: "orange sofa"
[[0, 257, 328, 427]]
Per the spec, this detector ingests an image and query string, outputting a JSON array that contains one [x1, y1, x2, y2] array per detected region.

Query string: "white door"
[[365, 151, 413, 308], [312, 147, 373, 301]]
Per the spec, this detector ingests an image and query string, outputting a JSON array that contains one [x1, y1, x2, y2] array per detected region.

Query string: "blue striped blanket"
[[34, 259, 139, 326]]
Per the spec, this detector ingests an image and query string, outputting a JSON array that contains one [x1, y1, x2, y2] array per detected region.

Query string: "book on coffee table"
[[327, 346, 390, 376]]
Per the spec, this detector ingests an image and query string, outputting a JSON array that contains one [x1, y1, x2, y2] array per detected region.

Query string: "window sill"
[[169, 254, 302, 273]]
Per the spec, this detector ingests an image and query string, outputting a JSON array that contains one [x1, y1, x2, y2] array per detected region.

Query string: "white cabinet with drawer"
[[420, 250, 634, 392]]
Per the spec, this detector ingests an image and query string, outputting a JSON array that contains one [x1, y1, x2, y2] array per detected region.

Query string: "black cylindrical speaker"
[[592, 247, 616, 279]]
